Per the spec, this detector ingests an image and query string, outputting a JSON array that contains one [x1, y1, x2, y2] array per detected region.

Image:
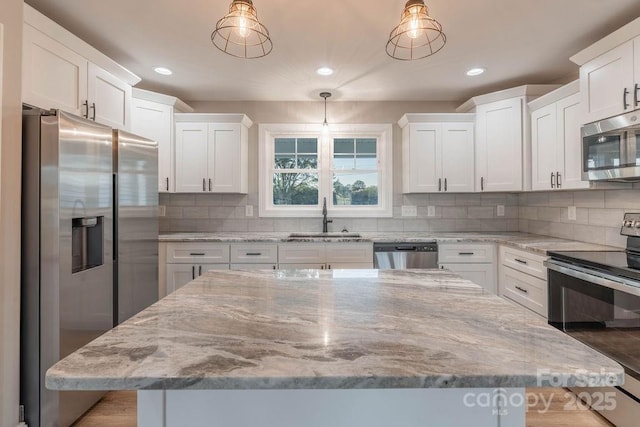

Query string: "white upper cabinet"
[[475, 98, 524, 192], [399, 114, 474, 194], [131, 89, 193, 193], [22, 24, 88, 117], [579, 40, 635, 124], [174, 114, 251, 194], [571, 18, 640, 124], [87, 63, 131, 130], [22, 4, 139, 129], [457, 85, 559, 192], [530, 83, 589, 191]]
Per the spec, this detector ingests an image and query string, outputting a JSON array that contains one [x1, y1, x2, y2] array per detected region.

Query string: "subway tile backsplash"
[[160, 189, 640, 248]]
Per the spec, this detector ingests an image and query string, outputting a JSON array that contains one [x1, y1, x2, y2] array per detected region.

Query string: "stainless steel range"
[[546, 213, 640, 427]]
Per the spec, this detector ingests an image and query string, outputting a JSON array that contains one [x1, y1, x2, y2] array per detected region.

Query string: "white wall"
[[0, 0, 23, 424]]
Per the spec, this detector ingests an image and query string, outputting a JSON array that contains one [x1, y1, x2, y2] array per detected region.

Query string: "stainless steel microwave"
[[582, 109, 640, 181]]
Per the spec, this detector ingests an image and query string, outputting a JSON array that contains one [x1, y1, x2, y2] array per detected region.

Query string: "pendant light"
[[386, 0, 446, 61], [320, 92, 331, 131], [211, 0, 273, 59]]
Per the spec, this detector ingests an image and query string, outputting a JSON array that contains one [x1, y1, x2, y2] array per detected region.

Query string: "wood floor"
[[73, 388, 613, 426]]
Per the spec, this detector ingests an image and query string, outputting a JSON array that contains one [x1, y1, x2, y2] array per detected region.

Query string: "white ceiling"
[[24, 0, 640, 102]]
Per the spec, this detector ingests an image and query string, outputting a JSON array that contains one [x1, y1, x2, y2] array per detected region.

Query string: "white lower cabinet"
[[166, 263, 229, 294], [438, 243, 496, 294], [230, 243, 278, 270], [164, 242, 231, 295], [498, 246, 548, 318], [279, 242, 373, 269]]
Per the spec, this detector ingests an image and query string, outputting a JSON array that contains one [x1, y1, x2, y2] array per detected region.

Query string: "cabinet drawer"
[[501, 266, 547, 317], [230, 263, 277, 270], [438, 243, 495, 263], [166, 242, 230, 263], [325, 243, 373, 264], [500, 246, 547, 280], [278, 243, 326, 263], [230, 243, 278, 263]]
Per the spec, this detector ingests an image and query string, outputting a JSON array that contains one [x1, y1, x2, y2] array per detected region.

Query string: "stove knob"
[[624, 220, 633, 227], [634, 221, 640, 228]]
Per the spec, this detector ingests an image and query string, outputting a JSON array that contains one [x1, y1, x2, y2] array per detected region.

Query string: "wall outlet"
[[568, 206, 577, 221], [496, 205, 505, 217], [245, 205, 254, 217], [401, 205, 417, 217], [158, 205, 166, 217], [427, 206, 436, 217]]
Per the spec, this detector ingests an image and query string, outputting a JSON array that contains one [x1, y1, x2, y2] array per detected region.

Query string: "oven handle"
[[545, 259, 640, 297]]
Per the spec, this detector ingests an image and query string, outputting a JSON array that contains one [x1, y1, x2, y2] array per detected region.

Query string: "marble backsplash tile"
[[159, 192, 519, 234]]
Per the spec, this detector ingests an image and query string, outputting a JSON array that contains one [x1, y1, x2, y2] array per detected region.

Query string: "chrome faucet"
[[322, 197, 332, 233]]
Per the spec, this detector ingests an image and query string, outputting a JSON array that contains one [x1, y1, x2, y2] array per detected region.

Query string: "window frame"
[[259, 123, 393, 218]]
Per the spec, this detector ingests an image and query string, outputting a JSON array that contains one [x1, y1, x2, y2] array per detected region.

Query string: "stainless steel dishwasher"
[[373, 242, 438, 269]]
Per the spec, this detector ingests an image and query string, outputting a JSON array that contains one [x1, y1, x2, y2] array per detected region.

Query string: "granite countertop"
[[46, 269, 622, 391], [158, 232, 619, 255]]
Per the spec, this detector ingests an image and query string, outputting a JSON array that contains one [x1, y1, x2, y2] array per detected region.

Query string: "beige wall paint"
[[0, 0, 23, 424]]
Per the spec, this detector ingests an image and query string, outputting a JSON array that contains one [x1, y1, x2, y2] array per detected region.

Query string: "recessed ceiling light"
[[154, 67, 173, 76], [466, 67, 486, 76], [316, 67, 334, 76]]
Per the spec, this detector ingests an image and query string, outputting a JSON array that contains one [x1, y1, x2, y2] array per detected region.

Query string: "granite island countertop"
[[159, 231, 619, 255], [46, 269, 622, 391]]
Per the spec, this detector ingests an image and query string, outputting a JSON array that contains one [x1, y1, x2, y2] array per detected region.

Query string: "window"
[[259, 124, 392, 217]]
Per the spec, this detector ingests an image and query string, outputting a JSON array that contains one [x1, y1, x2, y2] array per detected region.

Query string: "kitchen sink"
[[288, 232, 362, 238]]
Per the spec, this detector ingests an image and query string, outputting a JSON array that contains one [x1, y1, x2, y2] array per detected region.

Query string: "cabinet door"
[[209, 124, 243, 192], [278, 243, 326, 264], [441, 123, 474, 193], [328, 262, 374, 269], [325, 243, 373, 264], [166, 263, 231, 294], [131, 98, 174, 192], [475, 98, 523, 191], [87, 63, 132, 130], [175, 123, 209, 193], [165, 264, 195, 294], [531, 104, 557, 190], [22, 24, 88, 116], [439, 263, 496, 295], [405, 124, 442, 192], [634, 36, 640, 111], [580, 40, 634, 124], [557, 93, 589, 190]]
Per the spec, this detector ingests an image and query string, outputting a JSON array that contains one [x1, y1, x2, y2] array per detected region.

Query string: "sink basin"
[[288, 232, 362, 239]]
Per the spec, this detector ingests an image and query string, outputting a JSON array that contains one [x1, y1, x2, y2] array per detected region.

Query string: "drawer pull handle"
[[199, 265, 202, 276], [245, 252, 262, 256], [514, 259, 528, 265], [272, 265, 276, 270], [624, 87, 630, 110], [458, 252, 474, 256], [515, 286, 528, 294], [192, 266, 195, 280], [189, 253, 205, 256]]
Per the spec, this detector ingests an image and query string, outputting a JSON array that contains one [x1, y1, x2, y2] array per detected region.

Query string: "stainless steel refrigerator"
[[21, 107, 158, 426], [112, 129, 159, 325]]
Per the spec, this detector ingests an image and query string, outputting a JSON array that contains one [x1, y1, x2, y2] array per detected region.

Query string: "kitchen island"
[[46, 269, 623, 426]]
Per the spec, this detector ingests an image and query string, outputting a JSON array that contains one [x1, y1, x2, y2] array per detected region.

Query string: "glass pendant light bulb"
[[237, 14, 249, 38], [406, 6, 422, 39]]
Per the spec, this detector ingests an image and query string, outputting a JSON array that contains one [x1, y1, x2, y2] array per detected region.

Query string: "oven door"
[[582, 111, 640, 181], [547, 260, 640, 381]]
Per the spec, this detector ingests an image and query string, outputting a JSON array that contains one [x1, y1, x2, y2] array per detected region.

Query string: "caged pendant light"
[[320, 92, 331, 130], [386, 0, 446, 61], [211, 0, 273, 59]]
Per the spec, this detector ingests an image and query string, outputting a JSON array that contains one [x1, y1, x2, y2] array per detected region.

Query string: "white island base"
[[138, 388, 526, 427]]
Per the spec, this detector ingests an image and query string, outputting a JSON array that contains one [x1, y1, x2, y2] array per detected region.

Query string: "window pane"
[[334, 138, 354, 154], [356, 138, 377, 154], [333, 173, 378, 206], [333, 155, 355, 170], [355, 155, 377, 169], [275, 155, 296, 169], [275, 138, 295, 153], [273, 173, 319, 205], [297, 155, 318, 169], [297, 138, 318, 154]]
